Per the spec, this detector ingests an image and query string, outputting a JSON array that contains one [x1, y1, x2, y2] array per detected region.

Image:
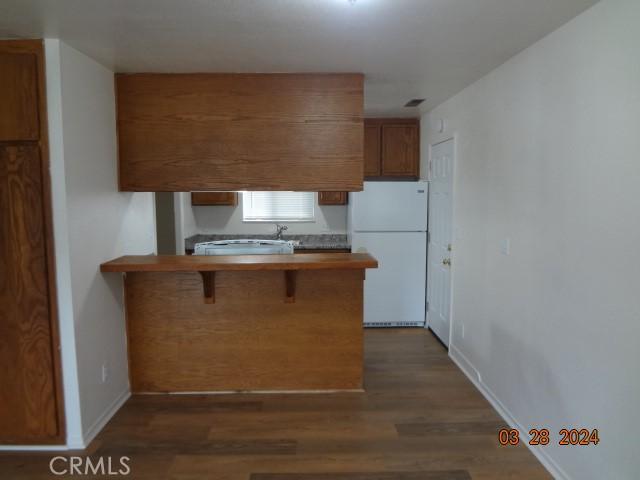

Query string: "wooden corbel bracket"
[[199, 271, 215, 304], [285, 270, 297, 304]]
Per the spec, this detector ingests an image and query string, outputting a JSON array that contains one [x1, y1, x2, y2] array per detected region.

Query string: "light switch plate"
[[500, 237, 511, 256]]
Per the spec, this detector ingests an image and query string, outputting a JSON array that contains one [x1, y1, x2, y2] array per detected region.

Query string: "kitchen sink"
[[193, 239, 295, 255]]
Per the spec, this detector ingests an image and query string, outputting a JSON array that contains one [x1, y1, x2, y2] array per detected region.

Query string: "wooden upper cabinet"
[[363, 122, 381, 177], [191, 192, 238, 206], [381, 123, 419, 177], [318, 191, 348, 205], [116, 74, 364, 192], [363, 118, 419, 179], [0, 53, 39, 141]]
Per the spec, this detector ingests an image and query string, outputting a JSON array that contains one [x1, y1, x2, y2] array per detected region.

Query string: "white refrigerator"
[[349, 181, 428, 327]]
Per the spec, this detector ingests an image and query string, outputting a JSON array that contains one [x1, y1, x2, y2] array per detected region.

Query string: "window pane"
[[243, 191, 315, 222]]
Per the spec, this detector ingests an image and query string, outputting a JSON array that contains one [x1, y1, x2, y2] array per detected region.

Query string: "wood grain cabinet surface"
[[318, 191, 348, 205], [123, 270, 366, 392], [0, 52, 39, 141], [363, 122, 381, 177], [191, 192, 238, 206], [0, 40, 64, 445], [381, 123, 419, 177], [364, 118, 420, 180], [116, 73, 364, 192]]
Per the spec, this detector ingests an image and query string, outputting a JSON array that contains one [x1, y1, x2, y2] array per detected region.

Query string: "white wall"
[[44, 38, 83, 449], [423, 0, 640, 478], [178, 192, 348, 238], [45, 40, 156, 447], [173, 192, 196, 254]]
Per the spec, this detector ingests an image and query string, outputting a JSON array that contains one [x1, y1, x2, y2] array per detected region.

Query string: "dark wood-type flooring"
[[0, 329, 550, 479]]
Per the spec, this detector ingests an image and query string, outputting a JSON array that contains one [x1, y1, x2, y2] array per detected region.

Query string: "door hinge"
[[425, 301, 429, 312], [427, 231, 431, 244]]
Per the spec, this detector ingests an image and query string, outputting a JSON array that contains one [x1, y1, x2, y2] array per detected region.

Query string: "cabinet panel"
[[381, 124, 419, 177], [191, 192, 238, 206], [0, 145, 59, 442], [0, 53, 39, 141], [363, 123, 381, 177], [318, 191, 348, 205], [117, 74, 364, 192], [0, 39, 63, 445]]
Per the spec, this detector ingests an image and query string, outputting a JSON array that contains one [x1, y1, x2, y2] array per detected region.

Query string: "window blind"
[[242, 191, 315, 222]]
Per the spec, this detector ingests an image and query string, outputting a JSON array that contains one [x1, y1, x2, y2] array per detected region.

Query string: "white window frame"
[[242, 191, 316, 223]]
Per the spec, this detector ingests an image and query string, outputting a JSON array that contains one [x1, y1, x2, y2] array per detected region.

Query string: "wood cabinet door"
[[191, 192, 238, 206], [363, 123, 381, 177], [318, 191, 348, 205], [0, 145, 60, 442], [0, 53, 40, 141], [381, 124, 419, 177]]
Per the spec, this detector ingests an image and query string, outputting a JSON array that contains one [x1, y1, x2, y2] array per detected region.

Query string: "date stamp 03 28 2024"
[[498, 428, 600, 447]]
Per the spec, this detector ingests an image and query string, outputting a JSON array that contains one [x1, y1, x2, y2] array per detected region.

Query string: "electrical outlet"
[[101, 362, 109, 383]]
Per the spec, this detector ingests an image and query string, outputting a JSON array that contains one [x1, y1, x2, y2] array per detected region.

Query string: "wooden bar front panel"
[[116, 73, 364, 192], [125, 270, 364, 392]]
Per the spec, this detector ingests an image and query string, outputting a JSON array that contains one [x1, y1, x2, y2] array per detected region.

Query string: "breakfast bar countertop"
[[100, 253, 377, 273]]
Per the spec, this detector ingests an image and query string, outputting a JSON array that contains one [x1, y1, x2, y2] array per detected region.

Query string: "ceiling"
[[0, 0, 598, 116]]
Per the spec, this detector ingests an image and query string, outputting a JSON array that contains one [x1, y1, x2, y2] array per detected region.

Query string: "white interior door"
[[427, 139, 454, 346], [352, 232, 426, 327]]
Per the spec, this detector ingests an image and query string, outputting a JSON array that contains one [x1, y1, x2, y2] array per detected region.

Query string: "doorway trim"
[[426, 135, 456, 349]]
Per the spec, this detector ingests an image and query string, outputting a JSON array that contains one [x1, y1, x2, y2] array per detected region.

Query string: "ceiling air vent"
[[404, 98, 426, 108]]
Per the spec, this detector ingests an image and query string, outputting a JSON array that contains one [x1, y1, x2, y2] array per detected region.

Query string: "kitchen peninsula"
[[101, 253, 377, 393], [101, 72, 374, 394]]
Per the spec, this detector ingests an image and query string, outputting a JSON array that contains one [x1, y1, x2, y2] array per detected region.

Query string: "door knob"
[[442, 258, 451, 266]]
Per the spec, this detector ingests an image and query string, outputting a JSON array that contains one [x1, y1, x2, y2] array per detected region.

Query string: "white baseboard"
[[449, 344, 570, 480], [0, 444, 69, 451], [449, 344, 482, 383], [65, 434, 85, 450], [137, 389, 365, 395], [80, 388, 131, 448]]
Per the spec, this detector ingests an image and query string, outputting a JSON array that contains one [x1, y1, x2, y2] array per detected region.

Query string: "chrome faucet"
[[275, 224, 288, 240]]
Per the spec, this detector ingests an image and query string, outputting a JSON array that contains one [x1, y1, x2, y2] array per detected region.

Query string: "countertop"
[[184, 234, 350, 252], [100, 253, 377, 273]]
